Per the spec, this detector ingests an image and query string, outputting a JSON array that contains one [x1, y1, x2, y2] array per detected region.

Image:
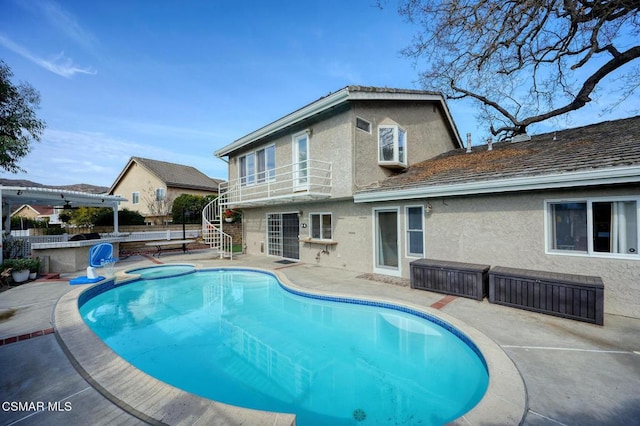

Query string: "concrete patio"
[[1, 250, 639, 425]]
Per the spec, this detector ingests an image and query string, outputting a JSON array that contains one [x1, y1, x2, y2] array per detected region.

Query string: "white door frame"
[[372, 207, 402, 277], [292, 131, 309, 191]]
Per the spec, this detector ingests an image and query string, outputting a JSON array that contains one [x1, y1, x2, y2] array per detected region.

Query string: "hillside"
[[0, 178, 109, 194]]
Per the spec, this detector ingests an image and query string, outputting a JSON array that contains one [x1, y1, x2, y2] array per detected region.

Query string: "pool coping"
[[54, 265, 526, 425]]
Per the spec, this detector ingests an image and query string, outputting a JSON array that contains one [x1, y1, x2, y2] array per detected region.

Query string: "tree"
[[94, 208, 145, 226], [66, 206, 101, 228], [142, 183, 175, 225], [384, 0, 640, 139], [0, 60, 45, 172], [172, 193, 209, 224]]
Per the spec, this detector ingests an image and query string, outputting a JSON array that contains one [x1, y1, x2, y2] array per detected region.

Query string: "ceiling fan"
[[62, 200, 80, 210]]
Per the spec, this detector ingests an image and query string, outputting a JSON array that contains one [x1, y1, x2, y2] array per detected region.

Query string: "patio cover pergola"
[[0, 185, 126, 263]]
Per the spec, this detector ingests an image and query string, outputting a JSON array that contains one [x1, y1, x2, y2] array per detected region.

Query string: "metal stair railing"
[[202, 196, 233, 259]]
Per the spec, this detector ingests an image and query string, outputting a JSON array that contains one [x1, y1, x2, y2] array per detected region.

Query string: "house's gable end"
[[131, 157, 220, 192], [215, 86, 462, 158], [107, 158, 137, 195]]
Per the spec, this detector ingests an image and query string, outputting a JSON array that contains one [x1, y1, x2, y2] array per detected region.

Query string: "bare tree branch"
[[385, 0, 640, 139]]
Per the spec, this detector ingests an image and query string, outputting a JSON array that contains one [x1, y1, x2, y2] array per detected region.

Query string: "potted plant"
[[222, 209, 239, 223], [2, 258, 32, 283], [28, 258, 41, 280]]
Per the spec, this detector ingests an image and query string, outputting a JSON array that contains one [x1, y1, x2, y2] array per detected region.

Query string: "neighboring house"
[[109, 157, 223, 224], [215, 85, 640, 319], [10, 204, 62, 225]]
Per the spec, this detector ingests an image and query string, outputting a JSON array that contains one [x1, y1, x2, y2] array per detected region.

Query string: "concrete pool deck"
[[1, 251, 639, 425]]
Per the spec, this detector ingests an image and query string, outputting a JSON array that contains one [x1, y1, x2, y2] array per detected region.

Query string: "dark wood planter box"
[[410, 259, 490, 300], [489, 266, 604, 325]]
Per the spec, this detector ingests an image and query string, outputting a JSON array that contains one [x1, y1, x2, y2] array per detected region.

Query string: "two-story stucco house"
[[109, 157, 223, 225], [215, 85, 462, 271], [216, 86, 640, 319]]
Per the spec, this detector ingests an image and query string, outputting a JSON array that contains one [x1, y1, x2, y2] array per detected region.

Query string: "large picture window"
[[310, 213, 332, 240], [547, 198, 638, 257], [378, 125, 407, 168]]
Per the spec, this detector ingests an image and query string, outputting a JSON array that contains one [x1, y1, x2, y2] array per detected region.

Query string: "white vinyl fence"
[[8, 230, 202, 258]]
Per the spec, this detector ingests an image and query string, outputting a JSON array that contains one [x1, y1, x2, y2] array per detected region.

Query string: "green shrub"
[[2, 258, 38, 272]]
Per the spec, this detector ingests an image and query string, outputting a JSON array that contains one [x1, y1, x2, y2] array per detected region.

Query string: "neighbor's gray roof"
[[356, 115, 640, 197], [119, 157, 222, 192]]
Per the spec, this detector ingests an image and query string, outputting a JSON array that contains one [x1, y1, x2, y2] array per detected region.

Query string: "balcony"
[[220, 159, 332, 207]]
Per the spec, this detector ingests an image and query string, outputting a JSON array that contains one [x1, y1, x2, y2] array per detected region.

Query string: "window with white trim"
[[256, 145, 275, 183], [356, 117, 371, 133], [239, 152, 255, 186], [310, 213, 332, 240], [155, 188, 165, 201], [239, 145, 275, 186], [406, 206, 424, 257], [378, 125, 407, 168], [132, 192, 140, 205], [547, 198, 638, 257]]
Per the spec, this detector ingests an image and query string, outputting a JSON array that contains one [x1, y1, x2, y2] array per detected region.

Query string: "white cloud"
[[0, 35, 96, 78], [37, 0, 98, 51], [0, 127, 227, 187], [14, 0, 98, 52]]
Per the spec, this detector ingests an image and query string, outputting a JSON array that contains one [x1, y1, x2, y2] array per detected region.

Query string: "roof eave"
[[354, 165, 640, 203], [214, 87, 462, 157], [215, 88, 351, 158]]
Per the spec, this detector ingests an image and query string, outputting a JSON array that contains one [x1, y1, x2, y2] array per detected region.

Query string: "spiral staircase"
[[202, 195, 233, 259]]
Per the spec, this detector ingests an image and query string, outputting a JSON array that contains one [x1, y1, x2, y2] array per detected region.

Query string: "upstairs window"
[[155, 188, 166, 201], [240, 145, 275, 186], [256, 145, 275, 183], [239, 152, 255, 186], [132, 192, 140, 205], [378, 125, 407, 169], [356, 117, 371, 133]]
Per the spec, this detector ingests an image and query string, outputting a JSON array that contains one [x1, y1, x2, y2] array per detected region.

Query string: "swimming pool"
[[126, 263, 195, 279], [80, 267, 489, 425]]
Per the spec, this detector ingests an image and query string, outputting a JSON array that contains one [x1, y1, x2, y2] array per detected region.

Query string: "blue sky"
[[1, 0, 638, 187]]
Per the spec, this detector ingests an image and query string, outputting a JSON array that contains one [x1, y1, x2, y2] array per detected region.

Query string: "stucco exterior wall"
[[226, 101, 458, 202], [111, 163, 165, 216], [227, 109, 354, 199], [351, 102, 458, 190], [240, 185, 639, 318], [241, 200, 374, 273], [421, 187, 640, 318]]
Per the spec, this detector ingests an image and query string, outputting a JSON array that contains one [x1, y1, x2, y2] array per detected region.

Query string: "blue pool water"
[[127, 264, 195, 279], [80, 268, 488, 425]]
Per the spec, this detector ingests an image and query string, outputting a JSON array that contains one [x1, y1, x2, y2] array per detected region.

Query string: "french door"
[[267, 213, 300, 260]]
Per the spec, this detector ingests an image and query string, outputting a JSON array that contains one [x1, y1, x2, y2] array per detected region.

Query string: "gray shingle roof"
[[133, 157, 222, 191], [358, 115, 640, 194]]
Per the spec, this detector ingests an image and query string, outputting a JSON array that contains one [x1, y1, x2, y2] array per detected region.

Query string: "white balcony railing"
[[220, 159, 332, 207]]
